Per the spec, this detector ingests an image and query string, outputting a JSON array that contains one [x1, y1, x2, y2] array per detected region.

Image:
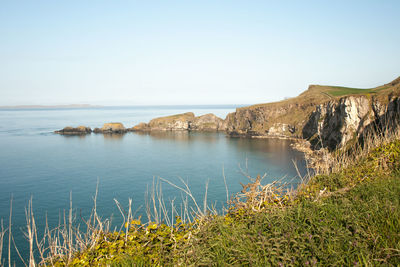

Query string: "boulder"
[[55, 126, 92, 135]]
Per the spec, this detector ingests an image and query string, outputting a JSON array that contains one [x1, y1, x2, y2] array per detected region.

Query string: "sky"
[[0, 0, 399, 106]]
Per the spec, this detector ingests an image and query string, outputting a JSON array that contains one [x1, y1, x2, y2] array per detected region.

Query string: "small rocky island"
[[55, 126, 92, 135], [55, 113, 227, 136], [94, 123, 127, 134], [131, 112, 226, 132], [55, 123, 127, 135]]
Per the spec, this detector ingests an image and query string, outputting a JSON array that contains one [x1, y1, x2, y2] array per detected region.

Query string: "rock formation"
[[302, 95, 400, 150], [190, 113, 226, 131], [94, 122, 127, 134], [131, 112, 226, 132], [224, 90, 328, 138], [55, 126, 92, 135], [302, 96, 371, 150], [225, 76, 400, 151]]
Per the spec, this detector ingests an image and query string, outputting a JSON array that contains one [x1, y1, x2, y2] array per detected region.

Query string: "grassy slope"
[[187, 176, 399, 266], [181, 140, 400, 266], [247, 75, 400, 109], [76, 140, 400, 266], [64, 147, 400, 266]]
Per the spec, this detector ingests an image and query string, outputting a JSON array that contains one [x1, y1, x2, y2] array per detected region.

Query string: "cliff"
[[225, 76, 400, 151]]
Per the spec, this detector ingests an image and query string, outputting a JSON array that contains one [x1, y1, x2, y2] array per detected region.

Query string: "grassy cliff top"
[[241, 75, 400, 111], [149, 112, 195, 124]]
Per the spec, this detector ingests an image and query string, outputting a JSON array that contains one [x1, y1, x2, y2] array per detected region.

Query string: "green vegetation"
[[65, 220, 194, 266], [185, 140, 400, 266], [326, 85, 387, 97], [187, 176, 399, 266], [55, 139, 400, 266]]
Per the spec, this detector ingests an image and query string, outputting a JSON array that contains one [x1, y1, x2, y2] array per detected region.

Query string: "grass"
[[149, 112, 195, 124], [186, 175, 400, 266], [326, 85, 387, 97], [184, 141, 400, 265]]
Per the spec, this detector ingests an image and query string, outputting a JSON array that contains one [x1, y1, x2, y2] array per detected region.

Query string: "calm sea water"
[[0, 105, 306, 262]]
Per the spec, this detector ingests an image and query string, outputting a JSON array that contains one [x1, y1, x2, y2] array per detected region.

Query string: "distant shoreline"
[[0, 104, 104, 109], [0, 104, 245, 110]]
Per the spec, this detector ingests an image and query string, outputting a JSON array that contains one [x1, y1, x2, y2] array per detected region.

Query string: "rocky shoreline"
[[55, 76, 400, 162], [55, 112, 228, 135]]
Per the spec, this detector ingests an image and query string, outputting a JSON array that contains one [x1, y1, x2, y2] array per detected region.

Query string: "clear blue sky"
[[1, 0, 399, 106]]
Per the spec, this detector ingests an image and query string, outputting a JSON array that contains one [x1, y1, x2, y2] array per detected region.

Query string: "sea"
[[0, 105, 307, 263]]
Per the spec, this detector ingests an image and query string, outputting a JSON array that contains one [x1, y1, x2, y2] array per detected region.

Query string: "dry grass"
[[0, 184, 113, 266], [0, 174, 216, 266], [310, 119, 400, 176]]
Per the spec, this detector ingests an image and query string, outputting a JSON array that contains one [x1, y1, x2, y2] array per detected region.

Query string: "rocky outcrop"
[[55, 126, 92, 135], [148, 112, 194, 131], [94, 123, 127, 134], [267, 123, 296, 138], [131, 112, 226, 132], [225, 100, 320, 138], [301, 95, 400, 151], [302, 96, 371, 150], [130, 122, 150, 131], [190, 113, 226, 131]]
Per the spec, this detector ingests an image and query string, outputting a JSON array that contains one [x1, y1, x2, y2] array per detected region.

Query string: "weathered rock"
[[302, 95, 400, 150], [147, 112, 194, 131], [190, 113, 226, 131], [267, 123, 293, 137], [94, 122, 127, 134], [55, 126, 92, 135], [225, 102, 315, 138], [129, 122, 150, 131], [131, 112, 227, 132]]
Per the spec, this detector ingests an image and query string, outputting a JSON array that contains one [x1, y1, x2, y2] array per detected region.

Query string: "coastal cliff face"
[[225, 76, 400, 151], [224, 88, 330, 138], [225, 103, 312, 138], [302, 87, 400, 151]]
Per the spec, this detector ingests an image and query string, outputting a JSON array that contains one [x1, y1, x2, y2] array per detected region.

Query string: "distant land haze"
[[0, 104, 103, 109]]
